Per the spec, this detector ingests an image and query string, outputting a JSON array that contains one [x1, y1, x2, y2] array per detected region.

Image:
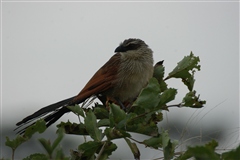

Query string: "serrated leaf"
[[158, 88, 177, 107], [187, 146, 220, 160], [153, 60, 165, 81], [159, 80, 168, 92], [109, 103, 126, 128], [24, 119, 47, 137], [143, 135, 163, 149], [176, 140, 220, 160], [133, 78, 161, 112], [78, 141, 102, 158], [127, 120, 159, 136], [182, 72, 195, 91], [167, 52, 200, 79], [57, 121, 88, 135], [153, 60, 167, 92], [97, 141, 117, 160], [85, 110, 103, 141], [5, 135, 28, 150], [182, 91, 206, 108], [105, 128, 131, 140]]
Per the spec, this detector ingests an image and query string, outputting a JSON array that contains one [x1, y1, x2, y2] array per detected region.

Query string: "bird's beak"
[[114, 46, 126, 53]]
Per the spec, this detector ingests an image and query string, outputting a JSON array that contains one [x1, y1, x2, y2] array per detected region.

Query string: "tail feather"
[[15, 96, 76, 134], [44, 107, 70, 127], [16, 97, 75, 126]]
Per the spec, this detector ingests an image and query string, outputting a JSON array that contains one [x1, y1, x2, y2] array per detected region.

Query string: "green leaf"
[[22, 153, 49, 160], [78, 141, 102, 158], [182, 71, 195, 91], [221, 144, 240, 160], [152, 112, 163, 123], [97, 119, 110, 127], [38, 129, 64, 157], [93, 106, 109, 119], [5, 135, 28, 150], [55, 147, 67, 160], [165, 52, 202, 92], [126, 119, 159, 136], [143, 134, 163, 149], [38, 138, 52, 156], [97, 142, 117, 160], [67, 105, 85, 117], [153, 60, 165, 81], [167, 52, 200, 79], [205, 140, 219, 151], [164, 140, 175, 160], [153, 61, 168, 91], [161, 129, 170, 148], [133, 78, 161, 112], [182, 91, 206, 108], [159, 130, 178, 160], [158, 88, 177, 107], [57, 121, 88, 135], [125, 138, 140, 160], [186, 146, 220, 160], [177, 140, 220, 160], [85, 110, 103, 141], [109, 103, 127, 128], [117, 113, 137, 130], [6, 120, 45, 151], [159, 80, 168, 92], [104, 128, 131, 140], [24, 119, 47, 137], [142, 131, 178, 159], [52, 128, 64, 153]]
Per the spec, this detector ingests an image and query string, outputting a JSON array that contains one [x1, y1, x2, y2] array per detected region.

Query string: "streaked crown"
[[114, 38, 148, 53]]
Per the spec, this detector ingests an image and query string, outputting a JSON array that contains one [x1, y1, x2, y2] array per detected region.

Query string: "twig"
[[96, 141, 106, 160], [128, 137, 144, 144], [166, 103, 182, 108], [12, 149, 15, 160]]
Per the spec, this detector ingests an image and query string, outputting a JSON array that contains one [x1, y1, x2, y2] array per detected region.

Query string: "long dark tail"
[[15, 96, 76, 134]]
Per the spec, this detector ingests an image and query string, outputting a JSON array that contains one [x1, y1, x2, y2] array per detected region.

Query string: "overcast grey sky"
[[1, 1, 239, 159]]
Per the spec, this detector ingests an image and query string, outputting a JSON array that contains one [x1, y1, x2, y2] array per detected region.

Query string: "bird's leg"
[[114, 97, 126, 111]]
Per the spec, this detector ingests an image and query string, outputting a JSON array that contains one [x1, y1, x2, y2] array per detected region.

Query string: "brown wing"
[[72, 53, 121, 104]]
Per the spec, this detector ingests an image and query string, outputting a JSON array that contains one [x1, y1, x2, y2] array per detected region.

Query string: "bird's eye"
[[125, 43, 139, 51]]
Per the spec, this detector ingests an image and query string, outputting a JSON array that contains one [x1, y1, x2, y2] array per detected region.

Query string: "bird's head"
[[114, 38, 153, 58]]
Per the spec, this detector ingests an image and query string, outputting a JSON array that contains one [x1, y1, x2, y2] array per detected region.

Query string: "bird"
[[15, 38, 154, 134]]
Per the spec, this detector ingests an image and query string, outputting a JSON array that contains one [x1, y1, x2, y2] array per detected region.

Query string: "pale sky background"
[[1, 1, 239, 159]]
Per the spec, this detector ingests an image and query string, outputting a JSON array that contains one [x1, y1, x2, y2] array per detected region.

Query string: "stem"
[[128, 137, 144, 144], [96, 141, 106, 160], [12, 149, 15, 160], [166, 103, 182, 108], [76, 114, 87, 142]]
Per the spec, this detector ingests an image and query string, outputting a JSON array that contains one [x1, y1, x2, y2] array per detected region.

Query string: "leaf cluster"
[[5, 52, 239, 160]]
